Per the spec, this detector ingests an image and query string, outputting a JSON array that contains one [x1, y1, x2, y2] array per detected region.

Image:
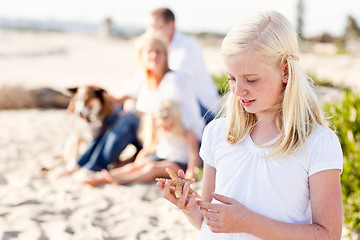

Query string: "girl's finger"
[[212, 192, 234, 204], [199, 207, 213, 219], [197, 201, 224, 213], [156, 181, 164, 190], [163, 180, 174, 200], [201, 208, 219, 220], [177, 168, 185, 178], [185, 193, 197, 210], [178, 182, 191, 207], [204, 217, 219, 228]]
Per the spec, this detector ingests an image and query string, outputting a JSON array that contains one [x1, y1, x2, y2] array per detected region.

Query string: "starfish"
[[156, 168, 201, 199]]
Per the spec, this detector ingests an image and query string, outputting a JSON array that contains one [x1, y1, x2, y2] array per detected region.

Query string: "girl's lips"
[[240, 99, 255, 107]]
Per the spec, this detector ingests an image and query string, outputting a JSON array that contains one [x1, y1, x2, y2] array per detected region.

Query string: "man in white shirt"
[[146, 8, 219, 124]]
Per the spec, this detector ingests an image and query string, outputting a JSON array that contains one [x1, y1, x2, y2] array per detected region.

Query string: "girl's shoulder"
[[309, 124, 337, 141], [303, 125, 343, 176], [203, 117, 227, 136], [306, 124, 341, 150]]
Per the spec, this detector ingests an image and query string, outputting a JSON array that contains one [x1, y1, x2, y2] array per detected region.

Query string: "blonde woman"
[[84, 99, 193, 185], [158, 11, 343, 239], [133, 33, 204, 178]]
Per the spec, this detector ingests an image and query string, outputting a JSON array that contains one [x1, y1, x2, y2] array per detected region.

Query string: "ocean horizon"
[[1, 0, 359, 38]]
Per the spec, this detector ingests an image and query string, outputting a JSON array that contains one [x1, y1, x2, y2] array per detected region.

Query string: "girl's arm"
[[184, 129, 200, 178], [197, 169, 343, 239]]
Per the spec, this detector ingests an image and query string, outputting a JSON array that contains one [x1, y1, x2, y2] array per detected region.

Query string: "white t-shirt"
[[123, 69, 145, 99], [156, 132, 188, 165], [199, 118, 343, 240], [169, 31, 220, 114], [123, 31, 220, 115], [135, 71, 204, 140]]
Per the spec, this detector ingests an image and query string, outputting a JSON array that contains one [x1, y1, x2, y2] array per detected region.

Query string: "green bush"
[[212, 74, 228, 95], [308, 72, 337, 88], [324, 90, 360, 234]]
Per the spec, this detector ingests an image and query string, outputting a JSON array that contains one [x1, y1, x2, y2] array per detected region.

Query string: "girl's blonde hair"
[[140, 99, 185, 152], [135, 32, 170, 80], [221, 11, 327, 157]]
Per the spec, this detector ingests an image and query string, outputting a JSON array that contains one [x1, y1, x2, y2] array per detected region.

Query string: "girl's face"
[[157, 115, 174, 132], [224, 53, 286, 120], [142, 41, 167, 71]]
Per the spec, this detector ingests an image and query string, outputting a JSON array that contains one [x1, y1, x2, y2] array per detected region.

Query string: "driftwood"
[[0, 85, 70, 110]]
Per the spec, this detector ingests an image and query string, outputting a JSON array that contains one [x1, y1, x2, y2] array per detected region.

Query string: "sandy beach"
[[0, 30, 359, 239], [0, 108, 200, 239]]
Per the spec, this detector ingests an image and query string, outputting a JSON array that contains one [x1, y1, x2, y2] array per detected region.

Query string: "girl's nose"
[[234, 83, 248, 96]]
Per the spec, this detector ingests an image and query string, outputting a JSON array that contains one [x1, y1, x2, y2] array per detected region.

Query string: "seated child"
[[84, 99, 195, 186]]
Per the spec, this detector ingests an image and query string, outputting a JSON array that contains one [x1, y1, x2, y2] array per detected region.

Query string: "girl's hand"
[[197, 192, 252, 233], [156, 169, 197, 213]]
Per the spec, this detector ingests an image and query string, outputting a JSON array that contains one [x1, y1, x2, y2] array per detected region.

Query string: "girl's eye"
[[227, 77, 236, 82], [247, 79, 257, 83]]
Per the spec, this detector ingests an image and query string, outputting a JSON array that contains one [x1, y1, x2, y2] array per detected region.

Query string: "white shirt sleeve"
[[199, 119, 219, 167], [308, 128, 343, 177]]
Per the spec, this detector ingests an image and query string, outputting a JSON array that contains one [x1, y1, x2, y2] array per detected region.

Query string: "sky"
[[0, 0, 359, 37]]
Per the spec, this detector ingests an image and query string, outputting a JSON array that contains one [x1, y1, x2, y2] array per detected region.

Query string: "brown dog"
[[63, 85, 119, 170]]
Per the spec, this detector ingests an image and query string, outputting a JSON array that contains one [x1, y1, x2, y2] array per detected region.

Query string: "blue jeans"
[[77, 112, 142, 171]]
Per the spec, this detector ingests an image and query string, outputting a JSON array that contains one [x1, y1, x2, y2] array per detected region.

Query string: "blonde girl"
[[140, 99, 189, 171], [84, 99, 192, 185], [158, 11, 343, 239]]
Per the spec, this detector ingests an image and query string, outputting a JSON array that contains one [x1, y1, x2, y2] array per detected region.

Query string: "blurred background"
[[0, 0, 359, 38], [0, 0, 359, 99], [0, 0, 360, 95], [1, 1, 360, 239]]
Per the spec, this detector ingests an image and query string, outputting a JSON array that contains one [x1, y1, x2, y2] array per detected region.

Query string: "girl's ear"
[[282, 64, 289, 84]]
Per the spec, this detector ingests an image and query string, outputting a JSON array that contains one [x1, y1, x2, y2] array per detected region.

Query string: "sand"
[[0, 29, 358, 239], [0, 109, 199, 239]]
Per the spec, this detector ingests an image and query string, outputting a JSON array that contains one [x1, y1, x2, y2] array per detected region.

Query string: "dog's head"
[[68, 85, 107, 123]]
